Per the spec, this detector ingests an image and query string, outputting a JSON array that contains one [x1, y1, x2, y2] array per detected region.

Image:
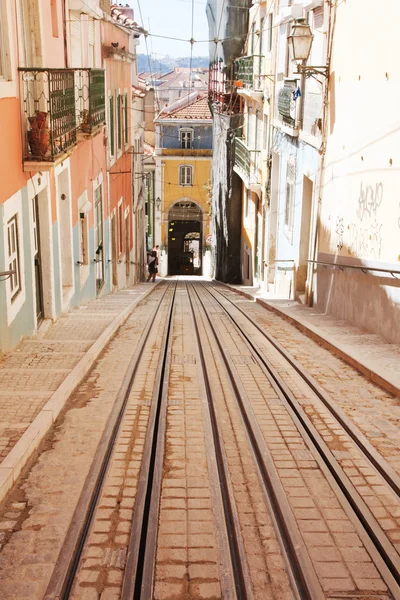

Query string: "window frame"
[[124, 92, 128, 145], [284, 158, 296, 242], [117, 93, 122, 152], [179, 128, 193, 149], [109, 94, 115, 157], [7, 215, 21, 301], [179, 165, 193, 187]]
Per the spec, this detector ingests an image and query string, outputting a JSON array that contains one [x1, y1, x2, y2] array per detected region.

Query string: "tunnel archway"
[[167, 199, 204, 275]]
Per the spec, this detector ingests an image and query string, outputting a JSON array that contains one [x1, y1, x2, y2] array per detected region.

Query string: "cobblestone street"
[[0, 280, 398, 599]]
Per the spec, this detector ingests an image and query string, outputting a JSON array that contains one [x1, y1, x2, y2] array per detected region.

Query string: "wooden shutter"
[[70, 10, 82, 68]]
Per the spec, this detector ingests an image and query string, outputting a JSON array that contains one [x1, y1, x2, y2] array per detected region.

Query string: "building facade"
[[154, 93, 213, 277], [213, 0, 400, 343], [0, 0, 144, 353]]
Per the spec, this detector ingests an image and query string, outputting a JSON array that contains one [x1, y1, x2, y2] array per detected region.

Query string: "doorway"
[[111, 212, 117, 287], [32, 195, 44, 324], [297, 175, 313, 297], [167, 201, 203, 276], [94, 185, 104, 295]]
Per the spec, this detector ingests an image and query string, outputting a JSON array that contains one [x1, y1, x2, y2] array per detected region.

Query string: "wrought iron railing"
[[75, 69, 106, 133], [20, 69, 76, 161], [234, 55, 264, 91], [234, 137, 261, 185], [20, 68, 106, 162]]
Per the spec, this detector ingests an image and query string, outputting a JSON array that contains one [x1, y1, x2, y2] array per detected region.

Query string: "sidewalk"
[[0, 282, 159, 503], [220, 283, 400, 398]]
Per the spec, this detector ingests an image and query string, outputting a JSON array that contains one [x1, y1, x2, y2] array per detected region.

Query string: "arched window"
[[179, 165, 193, 186]]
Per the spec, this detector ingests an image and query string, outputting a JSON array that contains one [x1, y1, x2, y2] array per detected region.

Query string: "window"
[[267, 13, 273, 52], [245, 189, 251, 219], [117, 94, 122, 151], [0, 2, 8, 78], [247, 107, 252, 147], [7, 216, 21, 301], [109, 95, 115, 156], [180, 129, 193, 149], [118, 203, 123, 254], [50, 0, 59, 38], [179, 165, 193, 186], [284, 159, 296, 240], [124, 93, 128, 145], [250, 22, 256, 55]]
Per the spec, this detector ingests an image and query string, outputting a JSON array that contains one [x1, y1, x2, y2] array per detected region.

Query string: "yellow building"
[[154, 93, 212, 276]]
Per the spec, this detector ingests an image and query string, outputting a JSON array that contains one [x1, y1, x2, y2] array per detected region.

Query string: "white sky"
[[128, 0, 209, 58]]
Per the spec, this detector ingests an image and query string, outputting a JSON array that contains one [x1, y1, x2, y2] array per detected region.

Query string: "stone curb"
[[216, 281, 400, 399], [0, 282, 161, 504]]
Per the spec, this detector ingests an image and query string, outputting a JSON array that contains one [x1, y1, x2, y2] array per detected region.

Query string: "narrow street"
[[0, 280, 398, 599]]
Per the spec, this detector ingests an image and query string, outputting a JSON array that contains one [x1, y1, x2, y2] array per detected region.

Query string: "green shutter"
[[124, 93, 128, 144], [109, 96, 115, 156], [117, 94, 122, 150]]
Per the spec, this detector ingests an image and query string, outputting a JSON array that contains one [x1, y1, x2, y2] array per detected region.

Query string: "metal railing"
[[20, 68, 105, 162], [234, 55, 264, 91], [234, 137, 261, 185], [75, 69, 106, 133], [308, 260, 400, 279]]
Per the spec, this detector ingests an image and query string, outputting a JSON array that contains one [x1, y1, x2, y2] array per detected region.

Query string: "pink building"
[[0, 0, 144, 352]]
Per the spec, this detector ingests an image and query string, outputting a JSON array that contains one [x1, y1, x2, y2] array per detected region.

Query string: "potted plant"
[[27, 111, 50, 159], [81, 109, 91, 133]]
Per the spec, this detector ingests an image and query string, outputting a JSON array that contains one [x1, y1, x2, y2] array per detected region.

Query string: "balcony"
[[234, 56, 264, 99], [233, 137, 261, 192], [208, 62, 240, 115], [20, 68, 105, 167]]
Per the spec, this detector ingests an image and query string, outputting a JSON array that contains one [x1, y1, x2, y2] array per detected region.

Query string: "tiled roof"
[[159, 94, 212, 121], [110, 5, 145, 33]]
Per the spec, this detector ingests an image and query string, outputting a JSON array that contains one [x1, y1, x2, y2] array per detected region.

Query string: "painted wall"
[[316, 0, 400, 342], [0, 98, 28, 206], [161, 125, 213, 150]]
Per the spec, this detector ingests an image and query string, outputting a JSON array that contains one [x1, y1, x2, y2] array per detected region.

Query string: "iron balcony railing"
[[20, 68, 106, 162], [75, 69, 106, 133], [234, 137, 261, 186], [234, 55, 263, 91]]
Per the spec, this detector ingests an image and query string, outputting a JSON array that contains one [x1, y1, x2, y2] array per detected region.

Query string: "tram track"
[[44, 281, 177, 600], [39, 279, 400, 600], [192, 281, 400, 599]]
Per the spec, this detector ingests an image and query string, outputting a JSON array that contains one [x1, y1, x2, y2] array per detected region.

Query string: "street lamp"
[[288, 18, 328, 79]]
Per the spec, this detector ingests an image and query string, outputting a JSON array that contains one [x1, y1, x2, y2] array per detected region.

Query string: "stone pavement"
[[0, 282, 160, 503], [220, 283, 400, 398]]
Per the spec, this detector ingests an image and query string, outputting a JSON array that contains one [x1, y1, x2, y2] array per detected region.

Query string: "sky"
[[128, 0, 210, 58]]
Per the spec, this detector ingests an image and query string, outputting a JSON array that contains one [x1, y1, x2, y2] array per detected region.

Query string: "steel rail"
[[185, 282, 251, 600], [209, 282, 400, 498], [44, 281, 175, 600], [201, 282, 400, 598], [188, 282, 325, 600], [121, 279, 178, 599]]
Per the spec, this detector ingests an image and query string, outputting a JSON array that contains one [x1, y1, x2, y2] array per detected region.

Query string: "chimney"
[[116, 4, 134, 20]]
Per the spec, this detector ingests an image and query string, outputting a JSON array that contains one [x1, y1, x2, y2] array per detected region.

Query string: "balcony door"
[[32, 195, 44, 324], [94, 185, 104, 295]]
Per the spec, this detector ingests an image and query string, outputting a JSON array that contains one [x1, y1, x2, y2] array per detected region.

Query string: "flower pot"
[[28, 128, 51, 159], [27, 112, 51, 159]]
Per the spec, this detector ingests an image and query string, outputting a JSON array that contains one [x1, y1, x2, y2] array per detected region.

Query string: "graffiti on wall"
[[348, 182, 384, 260], [335, 216, 344, 250], [356, 182, 383, 221]]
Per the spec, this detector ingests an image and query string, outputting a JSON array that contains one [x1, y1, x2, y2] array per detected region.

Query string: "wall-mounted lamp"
[[288, 18, 329, 79], [155, 197, 161, 210]]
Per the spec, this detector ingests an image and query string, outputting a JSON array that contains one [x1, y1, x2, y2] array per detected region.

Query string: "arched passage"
[[167, 199, 204, 275]]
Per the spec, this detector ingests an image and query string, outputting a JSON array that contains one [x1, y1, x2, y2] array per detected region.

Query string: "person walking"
[[147, 245, 159, 282]]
